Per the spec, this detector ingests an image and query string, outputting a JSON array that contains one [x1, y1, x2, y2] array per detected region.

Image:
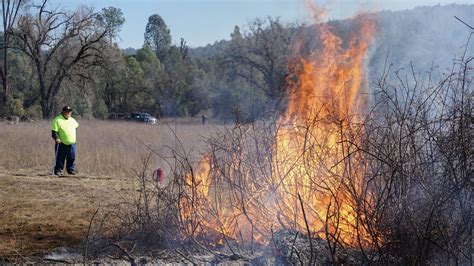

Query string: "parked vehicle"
[[129, 112, 157, 124]]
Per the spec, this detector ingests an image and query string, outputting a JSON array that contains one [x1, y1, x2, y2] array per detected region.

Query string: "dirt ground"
[[0, 166, 132, 261]]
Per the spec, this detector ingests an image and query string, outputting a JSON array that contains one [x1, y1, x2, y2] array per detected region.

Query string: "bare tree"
[[0, 0, 25, 105], [223, 17, 299, 108], [14, 0, 108, 118]]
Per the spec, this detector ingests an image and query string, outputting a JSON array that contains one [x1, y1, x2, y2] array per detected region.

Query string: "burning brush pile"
[[177, 3, 379, 263], [78, 3, 471, 265]]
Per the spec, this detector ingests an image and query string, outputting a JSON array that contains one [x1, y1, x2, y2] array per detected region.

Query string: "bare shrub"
[[356, 47, 473, 264], [6, 116, 19, 124], [81, 152, 183, 261]]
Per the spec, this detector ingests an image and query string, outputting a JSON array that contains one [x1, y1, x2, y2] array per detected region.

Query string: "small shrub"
[[1, 98, 25, 117]]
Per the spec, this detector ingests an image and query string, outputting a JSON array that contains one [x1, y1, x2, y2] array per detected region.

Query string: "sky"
[[47, 0, 472, 49]]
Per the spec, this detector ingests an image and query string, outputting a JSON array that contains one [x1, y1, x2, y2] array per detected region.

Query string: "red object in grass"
[[153, 168, 165, 184]]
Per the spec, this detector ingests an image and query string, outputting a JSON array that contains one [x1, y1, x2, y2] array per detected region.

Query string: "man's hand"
[[55, 139, 61, 144]]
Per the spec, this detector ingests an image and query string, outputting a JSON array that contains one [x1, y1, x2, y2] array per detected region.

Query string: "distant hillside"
[[122, 47, 137, 55], [188, 4, 474, 79], [188, 39, 228, 58], [370, 4, 474, 80]]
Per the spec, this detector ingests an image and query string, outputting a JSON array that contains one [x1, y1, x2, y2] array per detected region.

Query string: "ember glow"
[[180, 3, 377, 247]]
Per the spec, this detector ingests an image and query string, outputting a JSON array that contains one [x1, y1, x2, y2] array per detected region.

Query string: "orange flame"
[[274, 11, 376, 244], [180, 4, 377, 247]]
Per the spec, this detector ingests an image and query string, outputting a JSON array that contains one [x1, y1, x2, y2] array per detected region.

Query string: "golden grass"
[[0, 119, 224, 177], [0, 119, 226, 260]]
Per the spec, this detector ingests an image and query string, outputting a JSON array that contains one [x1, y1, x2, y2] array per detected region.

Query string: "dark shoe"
[[67, 171, 76, 175], [54, 171, 61, 176]]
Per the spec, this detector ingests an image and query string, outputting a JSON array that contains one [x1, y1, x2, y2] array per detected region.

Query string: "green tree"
[[97, 45, 127, 118], [230, 25, 242, 40], [122, 56, 146, 111], [97, 6, 125, 44], [142, 13, 209, 117], [6, 47, 37, 116], [135, 44, 165, 115], [144, 14, 171, 60]]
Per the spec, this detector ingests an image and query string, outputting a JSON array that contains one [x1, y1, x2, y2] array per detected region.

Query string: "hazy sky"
[[47, 0, 472, 48]]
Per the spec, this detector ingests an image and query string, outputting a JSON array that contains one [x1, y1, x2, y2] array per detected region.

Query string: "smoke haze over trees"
[[0, 2, 472, 120]]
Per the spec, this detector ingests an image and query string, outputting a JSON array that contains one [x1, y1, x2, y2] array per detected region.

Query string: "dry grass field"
[[0, 119, 224, 261]]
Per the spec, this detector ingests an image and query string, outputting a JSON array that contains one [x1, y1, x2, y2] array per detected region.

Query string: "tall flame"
[[273, 12, 376, 244], [180, 3, 377, 247]]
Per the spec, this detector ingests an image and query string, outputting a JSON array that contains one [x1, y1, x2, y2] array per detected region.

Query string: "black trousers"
[[54, 143, 76, 173]]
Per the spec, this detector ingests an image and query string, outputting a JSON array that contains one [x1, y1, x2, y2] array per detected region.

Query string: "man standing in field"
[[51, 106, 79, 176]]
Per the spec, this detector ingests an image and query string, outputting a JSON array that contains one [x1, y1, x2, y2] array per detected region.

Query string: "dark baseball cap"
[[62, 106, 73, 112]]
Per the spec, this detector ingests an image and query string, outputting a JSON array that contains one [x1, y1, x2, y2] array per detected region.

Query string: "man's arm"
[[51, 116, 60, 143], [51, 130, 60, 143]]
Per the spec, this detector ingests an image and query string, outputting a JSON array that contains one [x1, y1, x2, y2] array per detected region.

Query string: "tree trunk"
[[37, 66, 55, 119], [2, 36, 8, 104], [0, 69, 6, 105], [1, 0, 24, 107], [1, 30, 9, 106], [40, 86, 54, 119]]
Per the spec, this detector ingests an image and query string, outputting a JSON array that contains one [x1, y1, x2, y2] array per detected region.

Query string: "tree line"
[[0, 0, 472, 120]]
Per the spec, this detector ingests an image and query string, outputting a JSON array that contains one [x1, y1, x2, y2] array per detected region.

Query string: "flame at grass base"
[[180, 8, 378, 247]]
